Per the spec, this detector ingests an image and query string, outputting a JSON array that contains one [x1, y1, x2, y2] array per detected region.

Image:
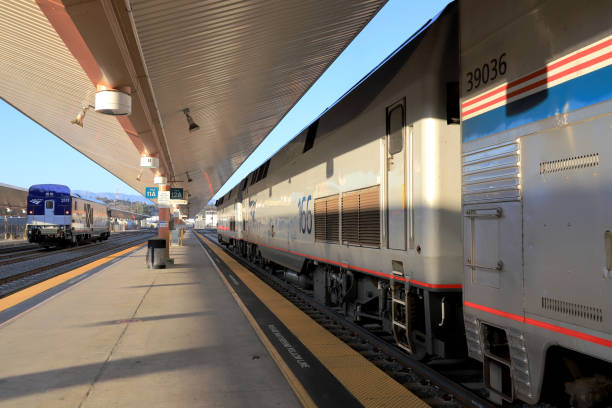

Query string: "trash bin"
[[147, 239, 166, 269]]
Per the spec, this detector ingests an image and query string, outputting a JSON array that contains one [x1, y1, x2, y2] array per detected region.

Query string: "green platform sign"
[[170, 188, 184, 200]]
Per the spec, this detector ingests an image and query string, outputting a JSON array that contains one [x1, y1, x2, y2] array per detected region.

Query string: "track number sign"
[[146, 187, 159, 199]]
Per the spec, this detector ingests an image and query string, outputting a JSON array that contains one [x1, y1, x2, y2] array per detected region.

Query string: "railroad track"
[[195, 231, 495, 408], [0, 232, 155, 298], [0, 244, 36, 255], [0, 247, 46, 262], [0, 232, 147, 266]]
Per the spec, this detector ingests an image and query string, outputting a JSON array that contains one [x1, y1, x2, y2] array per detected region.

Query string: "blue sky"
[[0, 0, 450, 200]]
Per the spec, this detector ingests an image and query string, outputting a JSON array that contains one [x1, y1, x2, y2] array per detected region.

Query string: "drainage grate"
[[539, 153, 599, 174], [541, 297, 603, 322]]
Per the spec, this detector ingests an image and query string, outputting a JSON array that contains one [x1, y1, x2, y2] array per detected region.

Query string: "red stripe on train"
[[464, 301, 612, 348], [461, 40, 612, 115], [462, 50, 612, 117], [254, 241, 462, 289]]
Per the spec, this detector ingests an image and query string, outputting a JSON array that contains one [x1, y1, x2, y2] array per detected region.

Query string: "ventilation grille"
[[539, 153, 599, 174], [314, 194, 339, 243], [462, 140, 521, 204], [342, 185, 380, 247], [541, 297, 603, 322]]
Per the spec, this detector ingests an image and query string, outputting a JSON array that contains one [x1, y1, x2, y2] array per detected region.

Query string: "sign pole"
[[158, 184, 170, 260]]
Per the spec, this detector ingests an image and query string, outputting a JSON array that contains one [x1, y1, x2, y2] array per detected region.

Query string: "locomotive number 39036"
[[466, 53, 507, 92]]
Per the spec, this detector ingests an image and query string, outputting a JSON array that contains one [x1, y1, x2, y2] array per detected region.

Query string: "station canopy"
[[0, 0, 386, 213]]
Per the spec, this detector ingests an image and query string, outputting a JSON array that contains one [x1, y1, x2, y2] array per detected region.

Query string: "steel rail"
[[0, 232, 149, 266], [0, 233, 154, 297], [0, 247, 46, 261]]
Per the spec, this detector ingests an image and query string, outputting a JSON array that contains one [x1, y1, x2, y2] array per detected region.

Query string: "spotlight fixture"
[[186, 171, 193, 183], [136, 169, 143, 181], [182, 108, 200, 132], [71, 105, 93, 127]]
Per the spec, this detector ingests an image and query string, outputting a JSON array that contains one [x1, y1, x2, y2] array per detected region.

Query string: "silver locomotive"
[[217, 1, 612, 405]]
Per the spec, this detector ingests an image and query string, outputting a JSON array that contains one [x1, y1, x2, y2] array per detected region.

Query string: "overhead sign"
[[157, 190, 170, 208], [170, 199, 188, 205], [154, 176, 167, 185], [170, 188, 184, 200], [145, 187, 159, 199], [140, 156, 159, 168]]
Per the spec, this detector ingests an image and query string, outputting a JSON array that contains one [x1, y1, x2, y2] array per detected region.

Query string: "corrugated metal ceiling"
[[1, 0, 386, 213], [0, 1, 154, 197], [129, 0, 387, 206]]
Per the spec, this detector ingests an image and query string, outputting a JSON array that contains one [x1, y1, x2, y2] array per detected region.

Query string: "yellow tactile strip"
[[200, 234, 429, 408], [0, 242, 146, 313], [198, 238, 316, 408]]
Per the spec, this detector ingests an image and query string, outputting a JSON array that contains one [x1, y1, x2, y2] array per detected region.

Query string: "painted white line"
[[228, 274, 240, 286]]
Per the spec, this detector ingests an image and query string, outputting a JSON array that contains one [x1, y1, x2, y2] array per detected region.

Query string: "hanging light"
[[182, 108, 200, 132], [71, 105, 93, 127]]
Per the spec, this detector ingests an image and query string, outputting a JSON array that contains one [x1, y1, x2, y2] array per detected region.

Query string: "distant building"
[[195, 206, 216, 229]]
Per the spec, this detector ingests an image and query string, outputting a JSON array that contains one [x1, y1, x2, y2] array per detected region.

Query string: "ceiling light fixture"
[[182, 108, 200, 132], [136, 169, 142, 181], [71, 87, 131, 127], [154, 175, 167, 185], [186, 171, 193, 183], [140, 155, 159, 168], [95, 88, 131, 115]]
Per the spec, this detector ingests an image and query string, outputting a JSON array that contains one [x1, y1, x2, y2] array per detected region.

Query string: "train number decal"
[[466, 52, 507, 92], [298, 195, 312, 234]]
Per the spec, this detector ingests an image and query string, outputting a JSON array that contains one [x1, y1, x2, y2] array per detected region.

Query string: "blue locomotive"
[[26, 184, 110, 247]]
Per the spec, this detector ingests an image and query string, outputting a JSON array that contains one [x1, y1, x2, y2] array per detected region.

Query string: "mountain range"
[[72, 190, 152, 204]]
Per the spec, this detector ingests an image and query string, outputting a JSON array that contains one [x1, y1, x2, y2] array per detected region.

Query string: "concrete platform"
[[0, 234, 301, 407]]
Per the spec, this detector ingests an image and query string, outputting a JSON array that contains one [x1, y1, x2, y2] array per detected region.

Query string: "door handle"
[[605, 230, 612, 276], [465, 258, 503, 271]]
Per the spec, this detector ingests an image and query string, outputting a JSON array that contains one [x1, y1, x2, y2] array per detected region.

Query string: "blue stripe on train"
[[462, 64, 612, 142]]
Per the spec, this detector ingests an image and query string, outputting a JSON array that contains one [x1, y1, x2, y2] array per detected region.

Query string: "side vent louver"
[[542, 297, 603, 322], [314, 194, 339, 243], [539, 153, 599, 174], [342, 185, 380, 247]]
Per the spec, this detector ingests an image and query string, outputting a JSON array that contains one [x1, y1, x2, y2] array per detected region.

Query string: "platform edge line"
[[197, 235, 317, 408]]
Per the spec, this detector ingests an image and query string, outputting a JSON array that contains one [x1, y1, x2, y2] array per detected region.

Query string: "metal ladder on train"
[[391, 271, 415, 353]]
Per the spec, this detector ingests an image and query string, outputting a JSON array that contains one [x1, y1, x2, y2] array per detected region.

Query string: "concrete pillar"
[[158, 184, 170, 259]]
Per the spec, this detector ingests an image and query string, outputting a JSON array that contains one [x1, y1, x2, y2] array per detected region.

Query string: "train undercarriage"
[[27, 225, 110, 247], [222, 237, 465, 360], [221, 236, 612, 407]]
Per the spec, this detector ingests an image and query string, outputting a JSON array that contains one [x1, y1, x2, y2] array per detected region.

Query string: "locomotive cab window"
[[388, 105, 404, 155], [46, 200, 54, 209], [303, 120, 319, 153]]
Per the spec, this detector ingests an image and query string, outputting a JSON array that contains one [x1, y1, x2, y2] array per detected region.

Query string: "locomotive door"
[[386, 100, 407, 250], [44, 199, 54, 224]]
